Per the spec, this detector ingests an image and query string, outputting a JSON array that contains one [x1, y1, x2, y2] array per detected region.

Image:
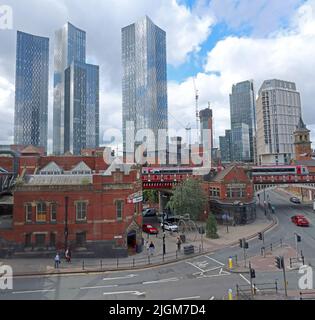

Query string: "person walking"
[[176, 236, 182, 252], [149, 241, 155, 256], [54, 252, 61, 269], [65, 248, 71, 263]]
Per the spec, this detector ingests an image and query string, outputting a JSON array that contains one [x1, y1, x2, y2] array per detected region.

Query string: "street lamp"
[[64, 196, 69, 250]]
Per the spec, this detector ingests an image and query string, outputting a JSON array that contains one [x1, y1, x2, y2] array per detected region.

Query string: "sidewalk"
[[0, 208, 276, 276]]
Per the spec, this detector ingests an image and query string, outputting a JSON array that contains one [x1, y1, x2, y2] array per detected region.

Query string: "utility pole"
[[275, 256, 287, 297], [249, 261, 255, 299], [64, 196, 69, 251]]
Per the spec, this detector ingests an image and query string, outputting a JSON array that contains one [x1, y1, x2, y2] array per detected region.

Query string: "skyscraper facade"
[[122, 16, 168, 158], [53, 22, 98, 155], [256, 79, 302, 165], [229, 80, 256, 162], [219, 129, 232, 163], [14, 31, 49, 150]]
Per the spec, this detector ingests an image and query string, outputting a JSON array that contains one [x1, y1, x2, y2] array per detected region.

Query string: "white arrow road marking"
[[209, 296, 215, 300], [203, 256, 225, 266], [186, 261, 206, 273], [12, 289, 56, 295], [239, 274, 260, 292], [80, 285, 118, 290], [196, 273, 231, 279], [103, 274, 138, 281], [142, 277, 179, 285], [173, 296, 200, 300], [103, 290, 145, 296]]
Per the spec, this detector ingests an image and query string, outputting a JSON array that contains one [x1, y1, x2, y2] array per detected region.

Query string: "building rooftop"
[[25, 175, 92, 186]]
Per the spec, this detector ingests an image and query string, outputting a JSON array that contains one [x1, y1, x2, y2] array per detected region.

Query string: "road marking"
[[80, 285, 118, 290], [219, 268, 231, 275], [12, 289, 56, 295], [143, 277, 179, 285], [239, 274, 260, 292], [192, 266, 222, 276], [173, 296, 200, 300], [203, 255, 225, 266], [209, 296, 215, 300], [103, 274, 138, 281], [103, 290, 145, 296], [186, 261, 205, 273], [196, 273, 231, 279]]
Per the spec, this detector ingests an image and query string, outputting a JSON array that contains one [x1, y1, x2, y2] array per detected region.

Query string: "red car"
[[142, 224, 159, 234], [291, 215, 310, 227]]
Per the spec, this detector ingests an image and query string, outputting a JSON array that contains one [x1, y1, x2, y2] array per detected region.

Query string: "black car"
[[290, 197, 301, 204], [142, 208, 157, 217]]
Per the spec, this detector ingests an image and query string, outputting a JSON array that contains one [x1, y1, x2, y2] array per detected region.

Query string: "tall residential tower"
[[229, 80, 256, 162], [14, 31, 49, 150], [53, 22, 99, 155], [122, 16, 168, 159], [256, 79, 302, 165]]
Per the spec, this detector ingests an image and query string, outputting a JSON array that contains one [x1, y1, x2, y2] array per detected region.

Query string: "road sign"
[[127, 191, 143, 203]]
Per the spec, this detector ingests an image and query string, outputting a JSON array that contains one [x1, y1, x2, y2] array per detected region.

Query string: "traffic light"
[[258, 232, 263, 241], [239, 239, 243, 248], [275, 256, 284, 269], [296, 234, 301, 242], [244, 241, 249, 249], [250, 268, 256, 279]]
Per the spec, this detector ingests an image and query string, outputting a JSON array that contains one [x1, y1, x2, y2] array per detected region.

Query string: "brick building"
[[0, 150, 143, 258], [208, 164, 256, 225]]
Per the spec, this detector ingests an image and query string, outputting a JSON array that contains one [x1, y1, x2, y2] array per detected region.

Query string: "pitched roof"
[[21, 145, 42, 154], [39, 161, 63, 174], [71, 161, 92, 173], [211, 165, 236, 182]]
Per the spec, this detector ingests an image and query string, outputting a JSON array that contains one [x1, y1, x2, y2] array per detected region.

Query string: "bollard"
[[148, 255, 151, 265], [228, 257, 233, 269], [275, 280, 278, 293], [289, 258, 292, 269], [116, 258, 119, 268], [228, 288, 233, 300], [82, 260, 85, 270], [235, 255, 238, 266], [133, 258, 135, 268], [280, 239, 283, 248], [100, 260, 102, 270], [270, 243, 273, 252]]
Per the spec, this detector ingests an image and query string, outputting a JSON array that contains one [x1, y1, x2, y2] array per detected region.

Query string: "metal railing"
[[300, 291, 315, 300], [80, 245, 202, 271]]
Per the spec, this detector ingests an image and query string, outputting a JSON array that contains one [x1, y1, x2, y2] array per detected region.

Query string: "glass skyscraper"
[[229, 80, 256, 162], [53, 22, 99, 155], [14, 31, 49, 150], [122, 16, 168, 158]]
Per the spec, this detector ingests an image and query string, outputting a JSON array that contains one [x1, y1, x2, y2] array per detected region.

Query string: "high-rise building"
[[229, 80, 256, 162], [53, 22, 98, 155], [122, 16, 168, 160], [14, 31, 49, 150], [219, 130, 232, 163], [64, 62, 99, 155], [256, 79, 302, 165]]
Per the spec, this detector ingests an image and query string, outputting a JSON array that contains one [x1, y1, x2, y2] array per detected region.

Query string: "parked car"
[[161, 221, 178, 232], [291, 215, 309, 227], [142, 208, 157, 217], [142, 223, 159, 234], [290, 197, 301, 204]]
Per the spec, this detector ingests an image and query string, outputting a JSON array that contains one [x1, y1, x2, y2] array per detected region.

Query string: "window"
[[115, 200, 124, 221], [25, 203, 32, 222], [50, 203, 57, 222], [76, 232, 86, 247], [76, 202, 87, 221], [35, 234, 46, 247], [36, 202, 47, 222], [113, 172, 123, 183]]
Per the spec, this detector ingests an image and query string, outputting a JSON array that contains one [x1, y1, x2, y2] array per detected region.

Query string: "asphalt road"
[[1, 189, 314, 300]]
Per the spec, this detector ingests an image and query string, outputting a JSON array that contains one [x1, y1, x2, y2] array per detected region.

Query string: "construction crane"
[[193, 78, 199, 144], [185, 123, 191, 146]]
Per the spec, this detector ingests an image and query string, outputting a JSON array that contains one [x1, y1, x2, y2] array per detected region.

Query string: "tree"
[[143, 190, 158, 204], [206, 213, 219, 239], [167, 178, 207, 221]]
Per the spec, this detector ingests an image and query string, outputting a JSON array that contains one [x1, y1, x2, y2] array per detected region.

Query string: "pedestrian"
[[149, 241, 155, 256], [54, 252, 61, 269], [176, 236, 182, 252], [65, 248, 71, 263]]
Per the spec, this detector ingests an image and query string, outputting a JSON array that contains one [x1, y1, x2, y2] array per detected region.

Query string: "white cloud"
[[168, 0, 315, 147]]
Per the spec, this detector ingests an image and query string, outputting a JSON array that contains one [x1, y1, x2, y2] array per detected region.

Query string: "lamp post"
[[64, 196, 69, 250], [161, 194, 167, 257]]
